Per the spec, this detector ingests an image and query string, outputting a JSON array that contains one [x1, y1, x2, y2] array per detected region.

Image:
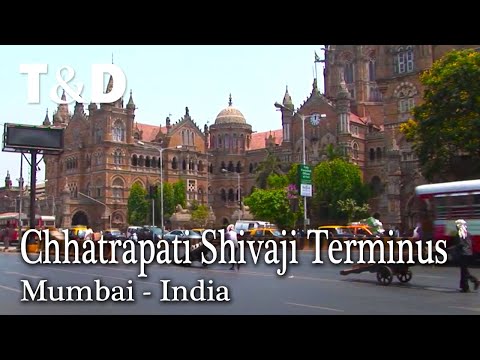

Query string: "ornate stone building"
[[37, 78, 281, 230], [4, 45, 477, 232], [272, 45, 479, 232]]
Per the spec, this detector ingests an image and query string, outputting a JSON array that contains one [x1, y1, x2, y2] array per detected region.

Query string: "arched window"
[[112, 178, 124, 199], [112, 120, 125, 142], [131, 154, 138, 166], [395, 83, 417, 121], [171, 157, 178, 170], [95, 126, 103, 144], [394, 46, 414, 74], [221, 189, 226, 202], [95, 179, 102, 198], [228, 189, 234, 202], [352, 142, 359, 160], [114, 149, 122, 165], [369, 148, 375, 161], [370, 176, 383, 196]]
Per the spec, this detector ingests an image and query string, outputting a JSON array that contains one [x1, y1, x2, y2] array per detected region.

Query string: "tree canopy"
[[401, 49, 480, 181], [127, 182, 149, 226], [312, 158, 370, 222]]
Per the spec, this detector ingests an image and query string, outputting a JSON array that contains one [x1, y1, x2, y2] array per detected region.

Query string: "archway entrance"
[[72, 211, 89, 226]]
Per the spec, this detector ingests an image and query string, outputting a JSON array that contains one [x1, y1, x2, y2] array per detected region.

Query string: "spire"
[[228, 94, 232, 106], [106, 75, 114, 94], [61, 89, 66, 102], [43, 108, 51, 126], [127, 90, 135, 109], [112, 53, 114, 64], [282, 85, 293, 108], [5, 171, 12, 189]]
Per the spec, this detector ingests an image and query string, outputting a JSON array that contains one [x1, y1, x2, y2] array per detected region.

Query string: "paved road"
[[1, 248, 480, 315]]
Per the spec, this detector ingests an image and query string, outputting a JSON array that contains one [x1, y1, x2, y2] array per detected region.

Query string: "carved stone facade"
[[275, 44, 480, 233], [9, 45, 478, 233]]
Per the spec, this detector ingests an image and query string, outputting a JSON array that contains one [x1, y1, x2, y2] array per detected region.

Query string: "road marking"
[[424, 287, 457, 292], [0, 284, 21, 293], [39, 267, 160, 286], [5, 271, 43, 279], [285, 302, 344, 312], [143, 292, 151, 296], [450, 306, 480, 312]]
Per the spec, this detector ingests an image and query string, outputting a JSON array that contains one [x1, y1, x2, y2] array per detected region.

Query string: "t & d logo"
[[19, 64, 127, 105]]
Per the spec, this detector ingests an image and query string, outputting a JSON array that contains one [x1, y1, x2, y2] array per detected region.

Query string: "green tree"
[[312, 158, 370, 222], [254, 148, 285, 189], [244, 188, 300, 229], [127, 182, 149, 225], [173, 180, 186, 208], [191, 204, 209, 227], [324, 143, 348, 161], [267, 173, 289, 189], [400, 49, 480, 181], [161, 182, 175, 217], [336, 198, 370, 224]]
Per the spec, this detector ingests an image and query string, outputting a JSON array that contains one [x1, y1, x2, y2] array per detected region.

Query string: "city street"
[[0, 249, 480, 315]]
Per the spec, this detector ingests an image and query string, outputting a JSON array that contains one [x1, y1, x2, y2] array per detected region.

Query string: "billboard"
[[3, 123, 64, 153]]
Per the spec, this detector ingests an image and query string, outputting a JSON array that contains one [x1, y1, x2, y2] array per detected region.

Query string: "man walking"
[[454, 219, 480, 293]]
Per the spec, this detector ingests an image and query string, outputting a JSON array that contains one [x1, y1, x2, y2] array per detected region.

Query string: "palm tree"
[[255, 148, 285, 189]]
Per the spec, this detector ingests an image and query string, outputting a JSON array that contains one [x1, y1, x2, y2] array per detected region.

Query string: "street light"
[[138, 141, 182, 234], [205, 153, 214, 208], [78, 191, 112, 230], [221, 168, 241, 221], [274, 102, 325, 233]]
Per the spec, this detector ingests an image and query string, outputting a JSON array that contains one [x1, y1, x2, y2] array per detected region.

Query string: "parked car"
[[137, 226, 164, 243], [248, 228, 286, 240], [103, 228, 127, 241], [318, 225, 356, 240], [163, 229, 202, 242], [346, 223, 380, 239]]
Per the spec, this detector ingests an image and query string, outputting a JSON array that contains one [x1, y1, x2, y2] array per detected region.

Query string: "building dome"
[[214, 94, 246, 125]]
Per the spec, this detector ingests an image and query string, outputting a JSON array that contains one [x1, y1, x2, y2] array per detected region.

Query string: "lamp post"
[[138, 141, 182, 234], [78, 191, 112, 230], [221, 168, 241, 221], [274, 102, 326, 233], [205, 153, 214, 208]]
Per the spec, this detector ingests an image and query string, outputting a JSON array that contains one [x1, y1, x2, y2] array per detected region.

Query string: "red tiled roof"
[[136, 122, 283, 151], [136, 124, 167, 142], [250, 129, 283, 150], [349, 112, 367, 125]]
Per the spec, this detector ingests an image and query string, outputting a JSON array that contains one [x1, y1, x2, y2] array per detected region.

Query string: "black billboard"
[[3, 123, 64, 152]]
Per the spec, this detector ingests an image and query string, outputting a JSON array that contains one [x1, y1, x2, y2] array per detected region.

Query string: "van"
[[234, 220, 276, 233]]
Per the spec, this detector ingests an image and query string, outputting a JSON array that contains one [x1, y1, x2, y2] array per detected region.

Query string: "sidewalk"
[[0, 246, 20, 253]]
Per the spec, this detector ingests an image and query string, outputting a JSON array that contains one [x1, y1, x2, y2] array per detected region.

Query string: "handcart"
[[340, 262, 414, 286]]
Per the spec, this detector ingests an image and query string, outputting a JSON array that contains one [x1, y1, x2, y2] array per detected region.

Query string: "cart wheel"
[[376, 266, 393, 286], [397, 270, 412, 283]]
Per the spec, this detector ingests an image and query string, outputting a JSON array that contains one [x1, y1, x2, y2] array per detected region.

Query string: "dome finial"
[[228, 94, 232, 106]]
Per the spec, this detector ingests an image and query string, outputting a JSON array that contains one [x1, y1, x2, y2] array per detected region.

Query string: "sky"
[[0, 45, 326, 186]]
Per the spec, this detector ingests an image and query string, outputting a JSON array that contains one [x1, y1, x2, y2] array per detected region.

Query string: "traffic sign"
[[300, 184, 312, 197], [298, 165, 312, 197]]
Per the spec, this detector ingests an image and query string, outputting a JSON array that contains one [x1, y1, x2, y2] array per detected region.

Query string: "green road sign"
[[298, 164, 312, 185], [297, 165, 313, 197]]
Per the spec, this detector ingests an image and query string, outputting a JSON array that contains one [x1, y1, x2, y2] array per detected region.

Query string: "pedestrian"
[[3, 222, 13, 251], [226, 224, 240, 271], [452, 219, 479, 293]]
